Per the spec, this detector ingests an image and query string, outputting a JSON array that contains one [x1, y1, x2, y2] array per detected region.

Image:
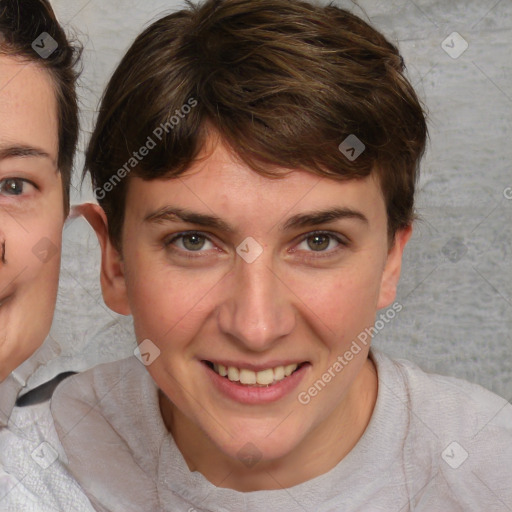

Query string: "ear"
[[71, 203, 131, 316], [377, 225, 412, 309]]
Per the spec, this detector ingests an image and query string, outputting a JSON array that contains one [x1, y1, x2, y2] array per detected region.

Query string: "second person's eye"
[[0, 178, 34, 197]]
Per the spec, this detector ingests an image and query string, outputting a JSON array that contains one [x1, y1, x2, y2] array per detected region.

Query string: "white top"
[[0, 345, 95, 512], [51, 348, 512, 511]]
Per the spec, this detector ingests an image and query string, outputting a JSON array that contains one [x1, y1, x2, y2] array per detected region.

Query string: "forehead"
[[184, 138, 381, 193], [0, 55, 58, 162], [128, 138, 387, 231]]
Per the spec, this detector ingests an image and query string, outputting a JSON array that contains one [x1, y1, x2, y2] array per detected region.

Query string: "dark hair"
[[86, 0, 427, 249], [0, 0, 81, 212]]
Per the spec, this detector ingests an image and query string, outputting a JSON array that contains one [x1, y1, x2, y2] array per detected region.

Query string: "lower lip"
[[203, 361, 310, 404]]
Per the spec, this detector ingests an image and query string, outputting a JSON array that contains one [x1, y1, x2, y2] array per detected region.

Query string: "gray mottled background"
[[27, 0, 511, 400]]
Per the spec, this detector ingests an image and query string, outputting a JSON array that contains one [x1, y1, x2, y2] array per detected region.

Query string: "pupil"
[[308, 234, 329, 251], [184, 234, 204, 251]]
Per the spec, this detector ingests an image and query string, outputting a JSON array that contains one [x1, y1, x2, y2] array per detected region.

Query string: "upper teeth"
[[213, 363, 299, 385]]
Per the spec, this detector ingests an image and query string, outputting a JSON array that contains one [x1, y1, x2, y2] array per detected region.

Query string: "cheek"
[[3, 213, 62, 278], [18, 216, 63, 306], [4, 184, 65, 275], [289, 260, 384, 339], [124, 253, 222, 344], [0, 215, 62, 376]]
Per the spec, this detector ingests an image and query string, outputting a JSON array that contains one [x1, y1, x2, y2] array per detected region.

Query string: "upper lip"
[[203, 359, 308, 372]]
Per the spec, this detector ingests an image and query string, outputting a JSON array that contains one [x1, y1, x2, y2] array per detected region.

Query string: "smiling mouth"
[[203, 360, 308, 387]]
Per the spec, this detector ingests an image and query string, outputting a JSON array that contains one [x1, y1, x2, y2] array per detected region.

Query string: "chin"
[[212, 418, 306, 464]]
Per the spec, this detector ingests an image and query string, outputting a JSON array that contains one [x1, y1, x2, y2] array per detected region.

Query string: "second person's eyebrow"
[[144, 206, 368, 232], [0, 144, 53, 162]]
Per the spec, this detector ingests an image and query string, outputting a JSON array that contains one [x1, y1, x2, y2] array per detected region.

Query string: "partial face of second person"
[[0, 55, 63, 381], [91, 130, 411, 490]]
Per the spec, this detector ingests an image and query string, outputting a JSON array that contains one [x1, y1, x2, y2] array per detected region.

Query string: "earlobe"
[[377, 225, 412, 310], [72, 203, 131, 316]]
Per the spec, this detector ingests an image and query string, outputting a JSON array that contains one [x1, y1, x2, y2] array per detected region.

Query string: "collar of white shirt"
[[0, 339, 59, 427]]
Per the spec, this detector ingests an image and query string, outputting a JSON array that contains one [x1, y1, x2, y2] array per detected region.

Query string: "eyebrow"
[[144, 206, 368, 232], [0, 144, 54, 163]]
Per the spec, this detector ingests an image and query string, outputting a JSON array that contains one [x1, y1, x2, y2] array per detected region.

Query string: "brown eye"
[[306, 234, 331, 251]]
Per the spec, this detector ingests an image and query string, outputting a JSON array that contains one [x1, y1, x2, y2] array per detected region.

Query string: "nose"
[[217, 252, 296, 352]]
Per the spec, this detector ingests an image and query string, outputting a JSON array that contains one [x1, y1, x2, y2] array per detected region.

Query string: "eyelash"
[[163, 230, 349, 260]]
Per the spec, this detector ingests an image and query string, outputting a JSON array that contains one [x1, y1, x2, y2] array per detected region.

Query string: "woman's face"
[[0, 55, 64, 380]]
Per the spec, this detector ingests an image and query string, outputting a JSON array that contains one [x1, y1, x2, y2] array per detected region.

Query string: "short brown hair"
[[0, 0, 81, 213], [86, 0, 427, 248]]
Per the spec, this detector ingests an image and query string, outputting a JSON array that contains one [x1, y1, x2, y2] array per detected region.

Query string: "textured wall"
[[30, 0, 511, 400]]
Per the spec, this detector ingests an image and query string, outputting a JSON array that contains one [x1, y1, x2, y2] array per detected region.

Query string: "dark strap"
[[15, 371, 77, 407]]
